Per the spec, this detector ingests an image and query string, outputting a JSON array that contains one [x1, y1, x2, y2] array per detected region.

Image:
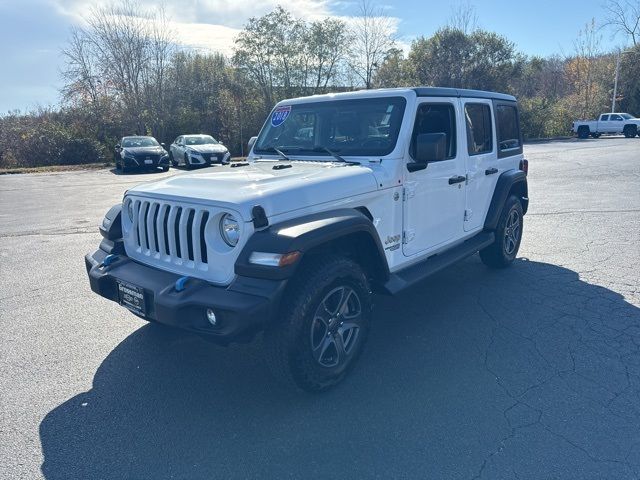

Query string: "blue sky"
[[0, 0, 625, 113]]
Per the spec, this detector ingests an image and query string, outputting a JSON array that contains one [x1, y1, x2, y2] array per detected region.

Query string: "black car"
[[114, 136, 171, 173]]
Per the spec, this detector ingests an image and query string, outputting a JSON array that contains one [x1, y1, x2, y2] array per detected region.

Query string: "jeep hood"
[[127, 161, 379, 221]]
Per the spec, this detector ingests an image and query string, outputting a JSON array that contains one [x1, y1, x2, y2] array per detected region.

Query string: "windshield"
[[122, 137, 159, 148], [620, 113, 635, 120], [254, 97, 407, 158], [185, 135, 218, 145]]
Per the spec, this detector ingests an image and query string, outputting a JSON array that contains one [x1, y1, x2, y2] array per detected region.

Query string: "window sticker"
[[271, 105, 291, 127]]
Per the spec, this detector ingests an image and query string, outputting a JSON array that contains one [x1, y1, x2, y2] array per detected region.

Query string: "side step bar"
[[381, 232, 495, 295]]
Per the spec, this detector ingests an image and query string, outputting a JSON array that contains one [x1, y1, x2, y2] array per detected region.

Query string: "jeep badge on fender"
[[85, 87, 528, 392]]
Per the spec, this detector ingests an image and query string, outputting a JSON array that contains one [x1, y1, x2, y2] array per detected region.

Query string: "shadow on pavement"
[[39, 258, 640, 479]]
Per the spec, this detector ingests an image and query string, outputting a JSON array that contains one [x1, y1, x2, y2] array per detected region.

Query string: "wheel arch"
[[235, 208, 390, 288], [484, 169, 528, 231]]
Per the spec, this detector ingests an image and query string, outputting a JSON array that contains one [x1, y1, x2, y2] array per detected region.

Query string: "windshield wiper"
[[263, 146, 291, 161], [313, 146, 355, 164]]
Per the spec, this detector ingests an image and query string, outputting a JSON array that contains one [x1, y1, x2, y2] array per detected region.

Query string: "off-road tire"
[[480, 195, 523, 269], [264, 255, 372, 393], [623, 125, 637, 138], [577, 126, 590, 139]]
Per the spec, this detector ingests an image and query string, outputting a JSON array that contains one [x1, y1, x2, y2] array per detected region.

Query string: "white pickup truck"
[[572, 113, 640, 139]]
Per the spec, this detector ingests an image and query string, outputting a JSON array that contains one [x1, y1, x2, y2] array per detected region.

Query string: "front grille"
[[131, 199, 210, 266], [201, 153, 223, 163], [134, 153, 160, 162]]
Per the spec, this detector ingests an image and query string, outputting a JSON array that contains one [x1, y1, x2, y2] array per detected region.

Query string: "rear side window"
[[410, 103, 456, 160], [601, 115, 610, 121], [495, 104, 521, 154], [465, 103, 493, 155]]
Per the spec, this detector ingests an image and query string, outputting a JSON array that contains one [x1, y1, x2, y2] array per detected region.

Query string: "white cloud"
[[48, 0, 404, 57], [170, 21, 240, 56]]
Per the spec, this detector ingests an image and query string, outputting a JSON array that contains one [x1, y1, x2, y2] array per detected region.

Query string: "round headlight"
[[126, 200, 134, 222], [220, 213, 240, 247]]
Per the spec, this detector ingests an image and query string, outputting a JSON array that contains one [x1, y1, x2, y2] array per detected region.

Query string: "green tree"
[[407, 28, 524, 92]]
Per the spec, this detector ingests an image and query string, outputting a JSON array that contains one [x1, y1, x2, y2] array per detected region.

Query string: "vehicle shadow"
[[39, 258, 640, 479], [108, 167, 166, 176]]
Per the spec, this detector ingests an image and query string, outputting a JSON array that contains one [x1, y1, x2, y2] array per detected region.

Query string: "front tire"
[[170, 152, 178, 167], [623, 125, 638, 138], [184, 153, 192, 170], [264, 256, 372, 392], [480, 195, 523, 269]]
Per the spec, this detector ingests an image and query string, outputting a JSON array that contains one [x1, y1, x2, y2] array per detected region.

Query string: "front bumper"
[[85, 248, 287, 343], [124, 156, 170, 168]]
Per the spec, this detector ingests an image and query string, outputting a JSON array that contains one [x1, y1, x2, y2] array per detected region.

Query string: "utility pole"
[[612, 49, 621, 113]]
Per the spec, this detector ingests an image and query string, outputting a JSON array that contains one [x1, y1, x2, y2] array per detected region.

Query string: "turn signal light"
[[519, 159, 528, 175], [249, 251, 301, 267]]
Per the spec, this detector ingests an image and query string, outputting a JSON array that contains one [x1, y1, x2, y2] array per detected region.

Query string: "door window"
[[410, 103, 456, 160], [601, 115, 610, 121], [465, 103, 493, 155], [610, 114, 623, 121], [495, 104, 521, 155]]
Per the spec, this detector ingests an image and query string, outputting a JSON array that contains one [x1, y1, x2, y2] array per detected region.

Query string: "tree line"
[[0, 0, 639, 169]]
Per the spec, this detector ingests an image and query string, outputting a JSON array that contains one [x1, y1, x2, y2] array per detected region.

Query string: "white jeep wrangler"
[[86, 87, 529, 392]]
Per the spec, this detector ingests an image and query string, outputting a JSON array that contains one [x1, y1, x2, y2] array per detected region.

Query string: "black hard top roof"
[[412, 87, 516, 102]]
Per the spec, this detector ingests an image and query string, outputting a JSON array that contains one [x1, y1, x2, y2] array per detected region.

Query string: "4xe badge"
[[271, 105, 291, 127]]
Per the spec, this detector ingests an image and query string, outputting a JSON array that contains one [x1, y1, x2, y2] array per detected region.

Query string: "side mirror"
[[408, 133, 446, 172], [161, 143, 166, 148], [247, 136, 258, 152], [115, 144, 121, 151]]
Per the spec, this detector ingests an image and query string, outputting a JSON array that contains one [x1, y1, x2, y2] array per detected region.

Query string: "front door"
[[462, 100, 499, 232], [403, 100, 466, 256]]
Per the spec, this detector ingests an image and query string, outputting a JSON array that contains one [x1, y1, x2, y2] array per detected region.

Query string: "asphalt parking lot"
[[1, 138, 639, 479]]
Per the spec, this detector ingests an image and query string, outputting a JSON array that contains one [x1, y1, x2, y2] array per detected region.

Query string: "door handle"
[[448, 175, 466, 185], [485, 167, 498, 175]]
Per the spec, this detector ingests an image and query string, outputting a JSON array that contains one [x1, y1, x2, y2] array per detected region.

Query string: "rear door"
[[598, 115, 609, 132], [462, 99, 497, 232], [403, 99, 466, 256]]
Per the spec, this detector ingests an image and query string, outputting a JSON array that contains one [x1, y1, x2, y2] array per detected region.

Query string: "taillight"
[[519, 159, 528, 175]]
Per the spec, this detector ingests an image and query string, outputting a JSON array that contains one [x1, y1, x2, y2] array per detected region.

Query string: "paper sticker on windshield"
[[271, 106, 291, 127]]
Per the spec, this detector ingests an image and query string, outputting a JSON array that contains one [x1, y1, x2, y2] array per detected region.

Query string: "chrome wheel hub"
[[504, 209, 521, 256], [310, 286, 362, 368]]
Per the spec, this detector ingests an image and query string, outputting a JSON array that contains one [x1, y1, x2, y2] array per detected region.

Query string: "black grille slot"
[[142, 203, 150, 249], [174, 207, 182, 258], [200, 211, 209, 263], [134, 202, 141, 246], [162, 207, 170, 255], [186, 209, 195, 261], [152, 205, 160, 252]]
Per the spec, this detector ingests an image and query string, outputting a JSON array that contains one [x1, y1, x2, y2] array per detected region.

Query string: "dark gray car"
[[115, 136, 170, 173]]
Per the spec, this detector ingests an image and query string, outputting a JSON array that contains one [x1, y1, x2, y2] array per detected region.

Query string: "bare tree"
[[62, 0, 175, 135], [448, 1, 479, 34], [348, 0, 397, 89], [602, 0, 640, 46], [570, 19, 608, 118]]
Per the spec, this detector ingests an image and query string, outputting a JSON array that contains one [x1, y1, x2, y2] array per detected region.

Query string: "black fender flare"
[[484, 170, 528, 231], [98, 204, 125, 255], [235, 208, 389, 282]]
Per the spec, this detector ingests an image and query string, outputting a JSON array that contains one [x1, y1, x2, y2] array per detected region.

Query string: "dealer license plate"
[[117, 281, 146, 316]]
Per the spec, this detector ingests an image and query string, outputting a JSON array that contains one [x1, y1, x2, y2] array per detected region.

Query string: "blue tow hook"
[[101, 254, 118, 268], [175, 276, 191, 292]]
